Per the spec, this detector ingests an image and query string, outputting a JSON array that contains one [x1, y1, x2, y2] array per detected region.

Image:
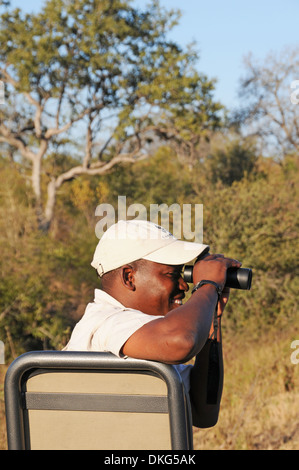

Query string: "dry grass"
[[0, 365, 7, 450], [1, 324, 298, 451], [193, 324, 299, 450]]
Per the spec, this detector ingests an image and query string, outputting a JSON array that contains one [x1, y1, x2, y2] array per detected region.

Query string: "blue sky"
[[9, 0, 299, 110]]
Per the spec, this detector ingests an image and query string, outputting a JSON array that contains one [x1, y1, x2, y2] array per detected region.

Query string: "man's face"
[[133, 261, 189, 316]]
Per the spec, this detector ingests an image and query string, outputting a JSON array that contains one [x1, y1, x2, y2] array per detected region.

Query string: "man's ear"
[[121, 265, 136, 291]]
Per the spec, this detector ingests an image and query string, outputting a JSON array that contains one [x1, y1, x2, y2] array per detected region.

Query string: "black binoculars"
[[183, 265, 252, 290]]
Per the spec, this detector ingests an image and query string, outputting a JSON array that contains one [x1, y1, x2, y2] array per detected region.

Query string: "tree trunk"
[[31, 155, 42, 201], [42, 178, 57, 233], [31, 155, 48, 231]]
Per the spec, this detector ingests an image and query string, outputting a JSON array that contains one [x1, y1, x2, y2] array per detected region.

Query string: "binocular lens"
[[183, 266, 252, 290]]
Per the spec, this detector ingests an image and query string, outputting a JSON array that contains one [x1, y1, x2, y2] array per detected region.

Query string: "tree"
[[234, 46, 299, 158], [0, 0, 222, 231], [205, 135, 258, 186]]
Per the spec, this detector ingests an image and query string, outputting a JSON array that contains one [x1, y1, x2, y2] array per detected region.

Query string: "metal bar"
[[5, 351, 192, 450], [23, 392, 168, 413]]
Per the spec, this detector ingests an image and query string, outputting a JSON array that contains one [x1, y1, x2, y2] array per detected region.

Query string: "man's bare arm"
[[121, 283, 220, 364], [122, 256, 240, 364]]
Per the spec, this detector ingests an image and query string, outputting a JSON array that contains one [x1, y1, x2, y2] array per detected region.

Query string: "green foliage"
[[101, 150, 299, 332], [200, 155, 299, 331], [1, 146, 298, 360], [0, 0, 223, 230], [103, 147, 193, 206], [0, 1, 298, 363], [0, 0, 222, 146], [206, 137, 258, 186], [0, 161, 96, 359]]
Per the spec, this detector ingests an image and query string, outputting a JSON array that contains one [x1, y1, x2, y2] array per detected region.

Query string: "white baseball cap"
[[91, 219, 209, 276]]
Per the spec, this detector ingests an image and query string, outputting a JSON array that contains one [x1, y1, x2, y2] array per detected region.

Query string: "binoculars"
[[183, 265, 252, 290]]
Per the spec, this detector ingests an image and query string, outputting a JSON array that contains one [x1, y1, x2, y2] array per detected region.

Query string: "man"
[[64, 219, 241, 427]]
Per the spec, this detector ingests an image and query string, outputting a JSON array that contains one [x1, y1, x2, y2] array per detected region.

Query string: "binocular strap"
[[206, 303, 220, 405]]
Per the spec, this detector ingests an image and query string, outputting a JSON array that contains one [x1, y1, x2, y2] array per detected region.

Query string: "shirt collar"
[[94, 288, 126, 309]]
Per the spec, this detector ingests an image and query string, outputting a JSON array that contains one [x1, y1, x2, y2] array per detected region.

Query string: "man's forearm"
[[122, 284, 219, 364]]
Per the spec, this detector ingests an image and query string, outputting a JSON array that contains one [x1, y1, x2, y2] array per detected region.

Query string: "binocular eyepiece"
[[183, 265, 252, 290]]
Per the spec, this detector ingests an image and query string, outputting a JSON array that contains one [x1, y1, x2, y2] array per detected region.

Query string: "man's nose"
[[179, 276, 189, 292]]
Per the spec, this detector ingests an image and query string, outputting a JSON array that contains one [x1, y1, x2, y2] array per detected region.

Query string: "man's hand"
[[217, 287, 230, 316], [192, 253, 242, 291]]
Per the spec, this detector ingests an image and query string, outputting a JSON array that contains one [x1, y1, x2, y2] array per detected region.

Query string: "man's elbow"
[[165, 332, 199, 364]]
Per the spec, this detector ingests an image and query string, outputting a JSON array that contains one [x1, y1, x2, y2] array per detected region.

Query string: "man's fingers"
[[197, 253, 242, 267]]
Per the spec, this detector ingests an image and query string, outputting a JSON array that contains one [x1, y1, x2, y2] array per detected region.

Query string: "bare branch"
[[237, 47, 299, 156], [55, 152, 147, 189], [24, 92, 44, 138], [0, 126, 35, 162], [97, 135, 113, 161], [44, 107, 91, 139], [0, 67, 46, 139], [56, 79, 67, 130], [82, 114, 93, 169], [0, 67, 18, 88]]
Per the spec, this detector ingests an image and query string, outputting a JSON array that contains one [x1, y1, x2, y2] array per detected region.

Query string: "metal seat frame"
[[5, 351, 193, 450]]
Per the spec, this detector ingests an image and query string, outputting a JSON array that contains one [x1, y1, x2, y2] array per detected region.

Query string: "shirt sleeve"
[[91, 309, 164, 358], [173, 364, 193, 393]]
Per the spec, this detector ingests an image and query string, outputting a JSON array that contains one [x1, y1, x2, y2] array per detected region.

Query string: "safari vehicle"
[[5, 351, 193, 450]]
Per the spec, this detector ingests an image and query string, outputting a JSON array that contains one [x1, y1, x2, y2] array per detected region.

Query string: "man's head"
[[91, 220, 209, 315], [101, 258, 189, 316]]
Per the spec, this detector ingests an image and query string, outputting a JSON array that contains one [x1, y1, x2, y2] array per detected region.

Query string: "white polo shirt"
[[64, 289, 192, 391]]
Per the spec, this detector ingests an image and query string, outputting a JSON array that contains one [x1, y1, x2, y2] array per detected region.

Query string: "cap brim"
[[142, 239, 209, 265]]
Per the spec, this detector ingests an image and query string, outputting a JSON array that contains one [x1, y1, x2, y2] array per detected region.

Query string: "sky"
[[8, 0, 299, 110]]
